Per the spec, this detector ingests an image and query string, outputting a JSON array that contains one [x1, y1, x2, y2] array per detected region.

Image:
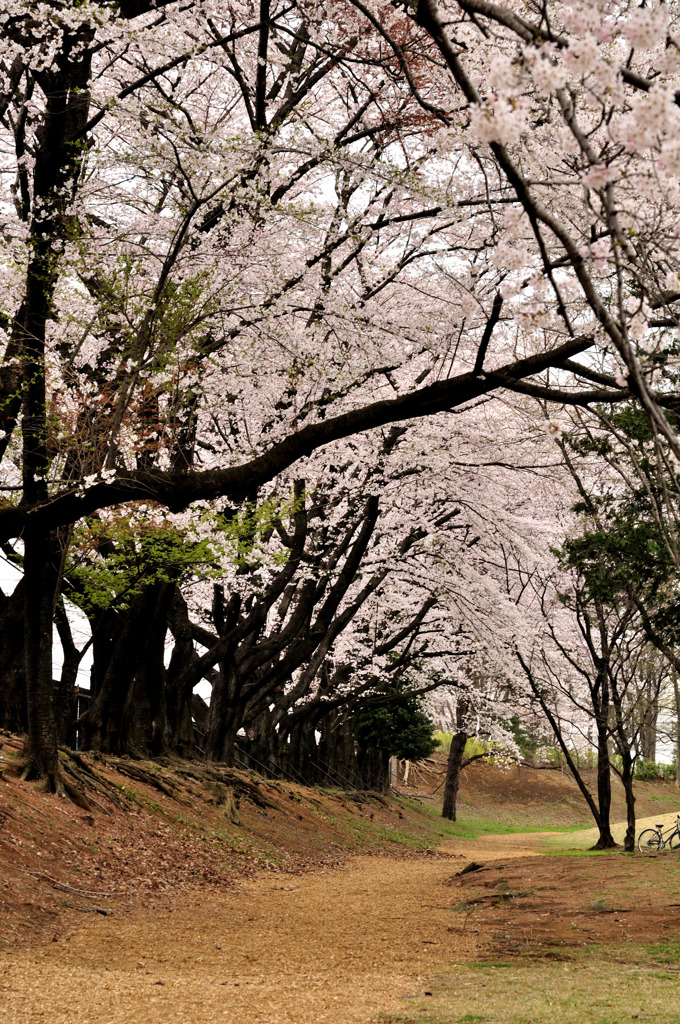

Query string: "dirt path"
[[0, 839, 542, 1024]]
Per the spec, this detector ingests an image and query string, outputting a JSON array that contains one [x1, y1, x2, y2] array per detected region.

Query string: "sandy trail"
[[0, 838, 541, 1024]]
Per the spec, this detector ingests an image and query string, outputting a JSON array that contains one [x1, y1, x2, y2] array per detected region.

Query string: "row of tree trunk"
[[0, 507, 424, 794]]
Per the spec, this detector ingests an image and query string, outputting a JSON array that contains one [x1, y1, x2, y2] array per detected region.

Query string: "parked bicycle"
[[637, 815, 680, 853]]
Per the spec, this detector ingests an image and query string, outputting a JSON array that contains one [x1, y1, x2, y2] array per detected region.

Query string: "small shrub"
[[634, 760, 677, 783]]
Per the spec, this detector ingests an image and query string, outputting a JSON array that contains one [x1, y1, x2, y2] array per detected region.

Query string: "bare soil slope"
[[0, 733, 448, 948]]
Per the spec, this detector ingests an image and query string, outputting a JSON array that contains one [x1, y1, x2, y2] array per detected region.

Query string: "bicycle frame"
[[643, 815, 680, 850]]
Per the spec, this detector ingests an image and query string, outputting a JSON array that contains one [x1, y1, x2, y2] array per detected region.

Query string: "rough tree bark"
[[124, 583, 174, 757], [0, 581, 27, 733], [22, 525, 59, 785], [592, 665, 616, 850], [442, 697, 469, 822], [81, 587, 163, 753], [165, 588, 203, 756], [15, 26, 93, 786]]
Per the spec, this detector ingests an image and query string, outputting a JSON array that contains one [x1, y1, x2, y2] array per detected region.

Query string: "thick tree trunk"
[[204, 659, 242, 764], [620, 755, 636, 853], [442, 729, 468, 821], [81, 588, 160, 753], [356, 745, 389, 791], [124, 583, 173, 757], [282, 717, 321, 784], [165, 589, 200, 756], [126, 643, 168, 757], [592, 714, 616, 849], [20, 217, 60, 783], [88, 607, 119, 701], [318, 713, 358, 788], [17, 33, 93, 786], [245, 711, 279, 776], [22, 524, 59, 786], [0, 581, 27, 733]]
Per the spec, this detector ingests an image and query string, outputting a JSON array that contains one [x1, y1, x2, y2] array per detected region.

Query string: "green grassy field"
[[381, 947, 680, 1024]]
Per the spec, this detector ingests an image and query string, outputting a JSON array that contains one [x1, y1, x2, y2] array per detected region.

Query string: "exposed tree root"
[[58, 749, 133, 811], [8, 740, 381, 820], [19, 761, 64, 795], [168, 759, 279, 811], [106, 758, 189, 803], [204, 781, 241, 825], [590, 839, 620, 850], [347, 790, 395, 809]]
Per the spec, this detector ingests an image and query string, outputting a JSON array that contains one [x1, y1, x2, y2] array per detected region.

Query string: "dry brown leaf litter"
[[1, 842, 526, 1024]]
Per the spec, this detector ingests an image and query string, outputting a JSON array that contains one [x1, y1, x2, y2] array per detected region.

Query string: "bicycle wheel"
[[667, 831, 680, 850], [638, 828, 663, 853]]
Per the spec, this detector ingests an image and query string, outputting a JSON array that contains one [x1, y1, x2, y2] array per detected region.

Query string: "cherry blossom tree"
[[2, 0, 658, 787]]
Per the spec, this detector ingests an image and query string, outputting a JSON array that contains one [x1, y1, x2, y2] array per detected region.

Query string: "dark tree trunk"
[[81, 587, 161, 753], [204, 658, 242, 765], [442, 696, 470, 821], [126, 641, 167, 757], [282, 717, 321, 784], [20, 207, 60, 783], [442, 729, 468, 821], [246, 710, 279, 776], [22, 524, 59, 785], [88, 607, 120, 700], [592, 674, 616, 850], [54, 599, 82, 744], [340, 716, 359, 787], [124, 582, 174, 757], [0, 581, 27, 733], [17, 30, 93, 786], [620, 754, 636, 853], [609, 670, 638, 853], [318, 712, 358, 788], [165, 589, 201, 757], [356, 744, 389, 792]]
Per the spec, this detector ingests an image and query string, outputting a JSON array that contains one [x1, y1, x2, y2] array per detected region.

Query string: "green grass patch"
[[589, 898, 612, 911], [649, 937, 680, 964], [413, 798, 592, 840], [380, 943, 680, 1024], [430, 818, 578, 840]]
